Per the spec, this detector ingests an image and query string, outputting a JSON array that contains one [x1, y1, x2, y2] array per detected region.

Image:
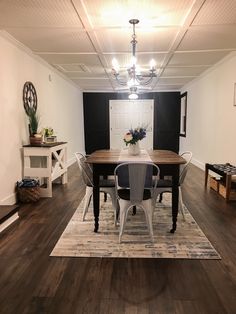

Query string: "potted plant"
[[43, 127, 57, 143], [28, 108, 42, 145]]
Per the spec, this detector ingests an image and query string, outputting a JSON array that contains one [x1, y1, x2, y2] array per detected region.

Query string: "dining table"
[[86, 149, 186, 233]]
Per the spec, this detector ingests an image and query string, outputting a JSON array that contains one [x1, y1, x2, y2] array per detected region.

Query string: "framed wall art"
[[180, 92, 187, 137]]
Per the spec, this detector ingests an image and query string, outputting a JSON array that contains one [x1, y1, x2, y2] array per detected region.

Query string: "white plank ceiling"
[[0, 0, 236, 92]]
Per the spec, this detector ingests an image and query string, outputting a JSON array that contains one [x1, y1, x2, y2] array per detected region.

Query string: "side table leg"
[[62, 172, 68, 184], [205, 164, 209, 187], [62, 146, 68, 184], [226, 174, 231, 202]]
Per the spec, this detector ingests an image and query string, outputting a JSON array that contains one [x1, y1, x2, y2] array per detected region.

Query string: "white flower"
[[124, 132, 133, 142]]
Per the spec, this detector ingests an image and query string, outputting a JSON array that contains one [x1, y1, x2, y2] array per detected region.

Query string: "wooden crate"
[[209, 176, 219, 192], [219, 183, 236, 200]]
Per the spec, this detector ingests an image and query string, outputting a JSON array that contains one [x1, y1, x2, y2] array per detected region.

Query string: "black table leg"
[[132, 206, 136, 215], [93, 168, 100, 232], [170, 166, 179, 233]]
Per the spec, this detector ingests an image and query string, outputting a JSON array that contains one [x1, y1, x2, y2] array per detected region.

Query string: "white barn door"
[[109, 99, 154, 149]]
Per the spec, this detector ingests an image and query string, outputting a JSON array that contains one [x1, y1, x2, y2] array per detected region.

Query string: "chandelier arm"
[[115, 76, 128, 86], [136, 76, 154, 86], [143, 78, 153, 85]]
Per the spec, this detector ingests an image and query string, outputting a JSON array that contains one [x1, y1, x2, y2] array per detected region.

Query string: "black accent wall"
[[83, 92, 181, 154]]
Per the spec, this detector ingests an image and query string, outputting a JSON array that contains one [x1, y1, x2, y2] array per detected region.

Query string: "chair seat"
[[99, 179, 115, 187], [156, 179, 173, 188], [86, 179, 115, 188], [118, 189, 151, 200]]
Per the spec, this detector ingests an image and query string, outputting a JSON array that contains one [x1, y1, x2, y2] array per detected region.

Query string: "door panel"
[[110, 100, 154, 149]]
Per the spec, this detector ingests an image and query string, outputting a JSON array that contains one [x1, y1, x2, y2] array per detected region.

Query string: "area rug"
[[50, 195, 221, 259]]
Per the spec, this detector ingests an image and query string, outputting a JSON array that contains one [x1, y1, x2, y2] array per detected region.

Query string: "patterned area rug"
[[51, 195, 221, 259]]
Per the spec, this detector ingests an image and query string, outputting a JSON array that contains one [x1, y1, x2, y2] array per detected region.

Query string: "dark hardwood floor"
[[0, 163, 236, 314]]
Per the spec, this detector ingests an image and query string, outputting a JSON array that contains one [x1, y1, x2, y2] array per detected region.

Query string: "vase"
[[128, 141, 140, 156]]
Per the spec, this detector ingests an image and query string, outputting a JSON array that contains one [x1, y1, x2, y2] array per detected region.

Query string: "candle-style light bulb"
[[130, 56, 137, 66], [112, 58, 120, 73], [149, 59, 156, 70]]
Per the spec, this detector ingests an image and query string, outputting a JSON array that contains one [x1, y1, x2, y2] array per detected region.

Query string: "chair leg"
[[115, 202, 120, 226], [119, 202, 130, 243], [82, 186, 93, 221], [142, 201, 154, 243], [109, 191, 119, 225], [179, 186, 186, 221]]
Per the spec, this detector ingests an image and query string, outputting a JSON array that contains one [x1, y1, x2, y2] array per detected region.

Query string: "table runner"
[[118, 149, 152, 162]]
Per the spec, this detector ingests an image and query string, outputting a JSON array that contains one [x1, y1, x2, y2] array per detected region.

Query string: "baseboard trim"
[[0, 213, 19, 233], [191, 158, 205, 171], [67, 156, 76, 167], [0, 193, 17, 206]]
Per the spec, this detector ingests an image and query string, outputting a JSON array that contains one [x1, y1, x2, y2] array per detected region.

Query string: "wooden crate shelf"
[[208, 175, 236, 201], [209, 176, 220, 192], [219, 182, 236, 200]]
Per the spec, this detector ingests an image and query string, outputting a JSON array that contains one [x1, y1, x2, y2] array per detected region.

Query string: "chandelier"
[[112, 19, 157, 100]]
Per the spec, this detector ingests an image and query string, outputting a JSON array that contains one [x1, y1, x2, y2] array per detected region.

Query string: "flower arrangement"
[[123, 126, 146, 145]]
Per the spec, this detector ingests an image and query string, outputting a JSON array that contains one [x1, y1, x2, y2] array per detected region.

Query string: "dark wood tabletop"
[[86, 149, 186, 165]]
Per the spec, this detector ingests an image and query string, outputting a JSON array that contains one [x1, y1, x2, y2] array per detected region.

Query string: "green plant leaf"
[[28, 108, 39, 134]]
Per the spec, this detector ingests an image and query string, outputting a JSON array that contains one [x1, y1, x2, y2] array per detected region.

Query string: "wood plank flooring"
[[0, 163, 236, 314]]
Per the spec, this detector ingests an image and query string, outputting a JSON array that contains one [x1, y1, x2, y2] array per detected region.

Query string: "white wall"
[[180, 52, 236, 170], [0, 32, 84, 205]]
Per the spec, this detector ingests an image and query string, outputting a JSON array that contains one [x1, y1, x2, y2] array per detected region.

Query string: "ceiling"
[[1, 0, 236, 92]]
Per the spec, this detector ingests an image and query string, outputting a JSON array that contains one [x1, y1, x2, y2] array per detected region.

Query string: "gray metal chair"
[[75, 152, 117, 223], [114, 162, 160, 243], [155, 151, 193, 220]]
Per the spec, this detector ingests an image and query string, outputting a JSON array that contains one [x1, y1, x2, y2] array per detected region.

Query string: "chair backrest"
[[114, 162, 160, 203], [74, 152, 93, 186], [179, 151, 193, 185]]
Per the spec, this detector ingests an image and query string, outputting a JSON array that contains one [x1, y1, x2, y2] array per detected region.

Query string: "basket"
[[17, 186, 40, 203]]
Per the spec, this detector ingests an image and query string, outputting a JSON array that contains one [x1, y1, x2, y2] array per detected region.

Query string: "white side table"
[[23, 142, 68, 197]]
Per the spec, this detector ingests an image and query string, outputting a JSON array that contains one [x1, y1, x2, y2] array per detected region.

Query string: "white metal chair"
[[75, 152, 118, 223], [114, 162, 160, 243], [155, 151, 193, 220]]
